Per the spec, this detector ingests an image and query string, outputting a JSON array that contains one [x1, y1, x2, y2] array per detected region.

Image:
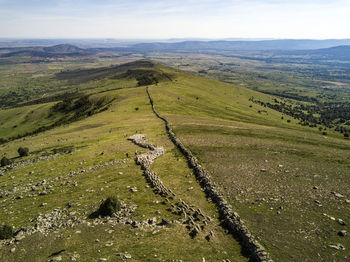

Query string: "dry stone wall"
[[128, 134, 174, 197], [128, 134, 212, 239], [146, 87, 273, 262]]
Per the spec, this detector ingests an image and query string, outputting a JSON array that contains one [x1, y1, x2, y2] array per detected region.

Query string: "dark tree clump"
[[98, 196, 121, 217], [0, 156, 11, 167], [0, 225, 14, 240], [136, 73, 158, 86], [18, 147, 29, 157]]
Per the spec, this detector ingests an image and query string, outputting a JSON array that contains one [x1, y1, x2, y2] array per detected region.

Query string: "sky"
[[0, 0, 349, 39]]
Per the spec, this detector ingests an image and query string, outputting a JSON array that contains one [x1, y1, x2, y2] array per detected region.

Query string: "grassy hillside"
[[1, 60, 349, 261], [148, 66, 350, 261], [0, 61, 248, 262]]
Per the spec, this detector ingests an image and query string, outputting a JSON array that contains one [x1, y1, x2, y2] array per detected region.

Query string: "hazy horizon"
[[0, 0, 349, 39], [1, 37, 350, 41]]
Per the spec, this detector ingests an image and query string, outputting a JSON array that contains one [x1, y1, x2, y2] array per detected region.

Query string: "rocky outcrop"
[[146, 87, 273, 262]]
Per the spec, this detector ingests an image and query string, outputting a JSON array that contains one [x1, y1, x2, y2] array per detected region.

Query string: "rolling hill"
[[0, 60, 349, 261], [1, 44, 91, 58], [283, 45, 350, 60]]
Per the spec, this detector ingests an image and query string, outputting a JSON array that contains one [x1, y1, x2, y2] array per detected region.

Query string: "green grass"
[[1, 59, 350, 261], [146, 66, 350, 261], [0, 61, 249, 261]]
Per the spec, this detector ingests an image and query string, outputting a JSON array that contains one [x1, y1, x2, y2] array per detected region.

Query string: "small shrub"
[[344, 133, 349, 139], [0, 225, 14, 240], [18, 147, 29, 157], [0, 156, 11, 167], [135, 107, 139, 111], [322, 132, 327, 136], [98, 196, 121, 217]]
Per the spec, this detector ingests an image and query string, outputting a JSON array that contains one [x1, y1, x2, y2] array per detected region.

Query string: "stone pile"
[[146, 87, 273, 262]]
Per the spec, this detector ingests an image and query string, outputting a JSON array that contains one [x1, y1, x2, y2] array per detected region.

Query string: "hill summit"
[[43, 44, 85, 54]]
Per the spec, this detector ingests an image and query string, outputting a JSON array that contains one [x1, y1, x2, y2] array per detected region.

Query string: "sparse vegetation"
[[0, 225, 14, 240], [98, 196, 121, 217], [17, 147, 29, 157], [0, 156, 11, 167]]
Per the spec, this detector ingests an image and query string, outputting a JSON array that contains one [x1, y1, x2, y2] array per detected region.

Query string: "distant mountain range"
[[1, 42, 350, 61], [1, 44, 90, 58], [2, 38, 350, 50], [130, 39, 350, 51]]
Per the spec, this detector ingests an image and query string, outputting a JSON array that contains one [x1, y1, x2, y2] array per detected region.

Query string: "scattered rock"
[[329, 244, 345, 250], [71, 253, 80, 261], [338, 230, 347, 237], [159, 218, 170, 225], [123, 253, 132, 259], [148, 217, 157, 224], [331, 192, 344, 198], [15, 230, 25, 241], [338, 219, 346, 226], [10, 247, 15, 253], [51, 256, 62, 261]]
